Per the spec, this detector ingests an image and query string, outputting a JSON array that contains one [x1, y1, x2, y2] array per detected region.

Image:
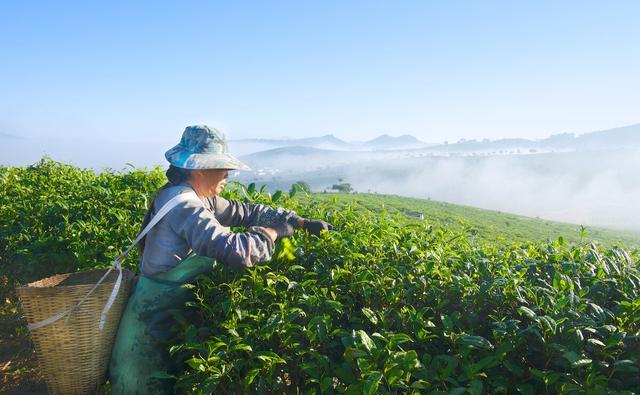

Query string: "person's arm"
[[209, 196, 304, 228], [166, 197, 279, 270], [208, 196, 333, 236]]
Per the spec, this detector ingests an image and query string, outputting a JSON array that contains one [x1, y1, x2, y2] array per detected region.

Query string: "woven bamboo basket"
[[17, 268, 134, 395]]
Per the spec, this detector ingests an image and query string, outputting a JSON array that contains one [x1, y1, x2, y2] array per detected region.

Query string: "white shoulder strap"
[[97, 190, 198, 329], [119, 190, 198, 264], [27, 190, 198, 332]]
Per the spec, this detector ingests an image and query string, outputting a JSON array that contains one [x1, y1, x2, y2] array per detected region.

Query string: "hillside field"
[[1, 159, 639, 394], [306, 193, 640, 247]]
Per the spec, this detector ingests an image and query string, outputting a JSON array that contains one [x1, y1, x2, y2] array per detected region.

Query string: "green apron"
[[109, 254, 216, 394]]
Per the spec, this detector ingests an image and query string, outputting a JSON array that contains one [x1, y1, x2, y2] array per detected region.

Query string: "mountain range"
[[230, 133, 433, 155], [429, 123, 640, 153], [233, 123, 640, 158], [233, 123, 640, 233]]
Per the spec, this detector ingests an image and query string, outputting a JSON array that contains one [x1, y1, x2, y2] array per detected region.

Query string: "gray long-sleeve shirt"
[[140, 182, 299, 276]]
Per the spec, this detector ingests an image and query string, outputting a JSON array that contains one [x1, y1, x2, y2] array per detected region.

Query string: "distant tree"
[[331, 183, 353, 193]]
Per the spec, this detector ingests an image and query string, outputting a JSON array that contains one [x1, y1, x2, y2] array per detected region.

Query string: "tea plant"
[[0, 158, 165, 283], [1, 159, 638, 393], [173, 185, 640, 394]]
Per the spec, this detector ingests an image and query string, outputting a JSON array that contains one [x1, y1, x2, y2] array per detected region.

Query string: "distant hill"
[[231, 133, 431, 155], [234, 122, 640, 158], [240, 146, 384, 172], [430, 138, 533, 152], [247, 134, 352, 148], [418, 123, 640, 154], [293, 134, 353, 149], [572, 123, 640, 150], [237, 123, 640, 183], [308, 192, 640, 247], [230, 134, 352, 155], [243, 145, 332, 159], [361, 134, 429, 150], [235, 123, 640, 174]]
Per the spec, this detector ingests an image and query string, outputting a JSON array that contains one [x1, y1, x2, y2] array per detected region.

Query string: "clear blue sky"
[[1, 0, 639, 143]]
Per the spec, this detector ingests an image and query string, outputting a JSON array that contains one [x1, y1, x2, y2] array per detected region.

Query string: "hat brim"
[[165, 145, 251, 171]]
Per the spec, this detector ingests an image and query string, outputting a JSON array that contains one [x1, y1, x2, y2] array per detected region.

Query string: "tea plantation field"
[[307, 193, 640, 247], [1, 159, 639, 394]]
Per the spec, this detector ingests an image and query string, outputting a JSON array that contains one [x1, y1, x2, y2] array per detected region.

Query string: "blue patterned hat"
[[165, 125, 250, 170]]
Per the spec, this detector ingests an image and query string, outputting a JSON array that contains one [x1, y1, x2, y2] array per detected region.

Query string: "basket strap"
[[27, 190, 198, 332], [98, 190, 198, 329]]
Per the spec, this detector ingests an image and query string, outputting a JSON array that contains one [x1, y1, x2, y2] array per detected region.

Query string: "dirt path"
[[1, 279, 47, 395], [0, 337, 46, 395]]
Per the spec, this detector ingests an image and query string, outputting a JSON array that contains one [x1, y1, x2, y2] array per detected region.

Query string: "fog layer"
[[238, 149, 640, 232], [342, 150, 640, 231], [3, 136, 639, 232]]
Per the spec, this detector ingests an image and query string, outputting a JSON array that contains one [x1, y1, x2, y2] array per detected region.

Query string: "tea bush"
[[0, 158, 165, 283], [174, 186, 640, 394], [1, 159, 639, 393]]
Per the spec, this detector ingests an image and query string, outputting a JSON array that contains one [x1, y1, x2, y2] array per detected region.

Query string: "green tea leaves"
[[3, 160, 639, 394]]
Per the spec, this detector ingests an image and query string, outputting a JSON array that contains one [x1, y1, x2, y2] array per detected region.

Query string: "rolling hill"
[[301, 192, 640, 247]]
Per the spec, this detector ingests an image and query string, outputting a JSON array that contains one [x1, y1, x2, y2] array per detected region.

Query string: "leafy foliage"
[[174, 190, 640, 394], [0, 157, 165, 283], [308, 193, 640, 247], [1, 159, 639, 393]]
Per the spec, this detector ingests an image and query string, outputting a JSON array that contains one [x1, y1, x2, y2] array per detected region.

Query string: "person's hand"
[[272, 221, 295, 239], [302, 219, 333, 236]]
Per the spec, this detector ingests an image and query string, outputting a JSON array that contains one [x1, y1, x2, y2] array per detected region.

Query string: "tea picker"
[[18, 125, 331, 395], [108, 125, 331, 394]]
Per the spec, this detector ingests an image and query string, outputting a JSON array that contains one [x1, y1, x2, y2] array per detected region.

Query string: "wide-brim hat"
[[165, 125, 250, 170]]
